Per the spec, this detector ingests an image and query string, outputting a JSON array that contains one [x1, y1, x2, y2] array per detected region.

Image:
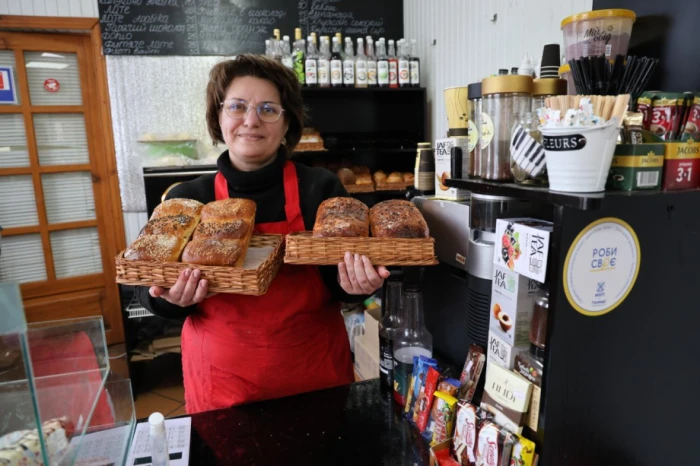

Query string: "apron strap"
[[213, 160, 305, 231]]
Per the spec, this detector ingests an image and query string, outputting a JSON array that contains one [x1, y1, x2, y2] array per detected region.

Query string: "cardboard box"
[[435, 137, 470, 200], [429, 439, 456, 466], [489, 265, 539, 347], [493, 218, 552, 283], [354, 334, 379, 380], [364, 307, 381, 353], [480, 363, 533, 435], [662, 140, 700, 190], [607, 143, 665, 191], [487, 331, 525, 370]]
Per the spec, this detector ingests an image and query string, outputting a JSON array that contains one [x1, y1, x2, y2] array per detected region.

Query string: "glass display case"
[[0, 282, 135, 465]]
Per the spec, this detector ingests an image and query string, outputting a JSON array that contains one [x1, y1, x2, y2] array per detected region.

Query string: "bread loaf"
[[387, 172, 404, 183], [124, 235, 189, 262], [337, 168, 356, 185], [182, 239, 244, 267], [313, 197, 369, 237], [182, 198, 256, 267], [370, 200, 429, 238], [351, 165, 370, 175], [138, 214, 199, 239], [355, 174, 372, 185], [403, 173, 415, 184], [152, 198, 204, 219], [373, 170, 387, 185]]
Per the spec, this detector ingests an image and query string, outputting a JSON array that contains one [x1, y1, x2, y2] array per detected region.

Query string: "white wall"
[[0, 0, 97, 16], [404, 0, 593, 141]]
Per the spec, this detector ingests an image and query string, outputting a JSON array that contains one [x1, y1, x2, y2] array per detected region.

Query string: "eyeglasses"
[[220, 99, 285, 123]]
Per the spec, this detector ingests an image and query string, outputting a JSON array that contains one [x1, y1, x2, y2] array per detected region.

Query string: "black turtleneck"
[[137, 151, 364, 320]]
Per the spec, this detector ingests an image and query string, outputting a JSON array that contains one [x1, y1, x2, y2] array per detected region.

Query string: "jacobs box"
[[494, 218, 553, 283]]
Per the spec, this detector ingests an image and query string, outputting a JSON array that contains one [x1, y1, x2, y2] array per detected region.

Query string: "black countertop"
[[187, 379, 431, 465]]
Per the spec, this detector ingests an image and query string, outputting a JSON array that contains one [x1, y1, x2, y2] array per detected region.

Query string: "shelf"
[[445, 178, 605, 211]]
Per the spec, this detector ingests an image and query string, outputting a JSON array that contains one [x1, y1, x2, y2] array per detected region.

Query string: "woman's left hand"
[[338, 252, 391, 295]]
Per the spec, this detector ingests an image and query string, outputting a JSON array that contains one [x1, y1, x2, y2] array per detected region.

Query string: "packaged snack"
[[458, 345, 485, 402], [453, 402, 495, 466], [430, 391, 459, 446], [511, 435, 536, 466], [416, 366, 442, 431], [636, 91, 657, 131], [650, 93, 681, 141], [437, 378, 461, 398], [476, 421, 515, 466], [682, 96, 700, 142], [407, 356, 439, 418], [480, 363, 533, 435], [623, 112, 644, 144]]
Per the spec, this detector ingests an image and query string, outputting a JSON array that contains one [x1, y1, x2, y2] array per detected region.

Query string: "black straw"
[[568, 54, 657, 103]]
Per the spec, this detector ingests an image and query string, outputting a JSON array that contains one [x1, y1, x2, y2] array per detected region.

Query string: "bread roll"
[[193, 218, 251, 241], [124, 235, 189, 262], [403, 173, 415, 184], [355, 174, 372, 185], [313, 197, 369, 237], [200, 198, 256, 223], [152, 198, 204, 219], [337, 168, 356, 185], [138, 215, 199, 239], [182, 239, 244, 267], [373, 170, 387, 185], [370, 200, 429, 238], [351, 165, 370, 175], [387, 172, 403, 183]]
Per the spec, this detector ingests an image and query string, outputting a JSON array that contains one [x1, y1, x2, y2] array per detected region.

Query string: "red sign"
[[44, 78, 60, 93]]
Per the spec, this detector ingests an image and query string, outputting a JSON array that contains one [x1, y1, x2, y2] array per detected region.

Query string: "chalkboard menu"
[[98, 0, 403, 56]]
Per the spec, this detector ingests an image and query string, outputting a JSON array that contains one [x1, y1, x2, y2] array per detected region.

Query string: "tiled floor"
[[134, 380, 187, 419]]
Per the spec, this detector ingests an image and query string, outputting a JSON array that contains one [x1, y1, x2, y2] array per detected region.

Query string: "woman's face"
[[219, 75, 288, 170]]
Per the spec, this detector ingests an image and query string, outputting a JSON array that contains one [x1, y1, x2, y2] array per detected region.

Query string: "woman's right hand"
[[149, 268, 213, 307]]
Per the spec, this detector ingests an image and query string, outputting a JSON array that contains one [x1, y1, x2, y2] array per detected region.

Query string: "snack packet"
[[430, 391, 459, 446], [406, 356, 438, 418], [416, 366, 441, 431], [636, 91, 657, 131], [511, 434, 536, 466], [437, 378, 461, 398], [458, 345, 485, 402], [623, 112, 644, 144], [651, 93, 681, 141], [476, 421, 515, 466], [453, 402, 495, 466], [682, 96, 700, 142]]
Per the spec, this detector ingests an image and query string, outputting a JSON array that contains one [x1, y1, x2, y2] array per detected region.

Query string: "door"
[[0, 31, 125, 343]]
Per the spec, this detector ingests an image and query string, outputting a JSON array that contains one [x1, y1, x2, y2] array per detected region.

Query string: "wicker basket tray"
[[115, 234, 284, 295], [344, 182, 375, 193], [284, 232, 438, 266]]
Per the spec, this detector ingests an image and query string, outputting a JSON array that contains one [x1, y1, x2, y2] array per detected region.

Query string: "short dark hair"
[[205, 54, 304, 154]]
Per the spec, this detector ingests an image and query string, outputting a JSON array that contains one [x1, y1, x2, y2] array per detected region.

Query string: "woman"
[[137, 54, 389, 413]]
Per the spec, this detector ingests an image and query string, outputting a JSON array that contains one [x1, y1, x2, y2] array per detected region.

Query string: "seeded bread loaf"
[[138, 214, 199, 239], [313, 197, 369, 237], [181, 239, 244, 267], [151, 198, 204, 219], [124, 235, 189, 262], [369, 200, 429, 238]]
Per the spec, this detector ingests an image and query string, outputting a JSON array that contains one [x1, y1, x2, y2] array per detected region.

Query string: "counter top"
[[186, 379, 431, 465]]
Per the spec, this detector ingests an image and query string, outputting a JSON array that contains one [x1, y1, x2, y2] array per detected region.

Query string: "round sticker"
[[563, 217, 641, 316], [467, 119, 478, 152], [44, 78, 60, 92]]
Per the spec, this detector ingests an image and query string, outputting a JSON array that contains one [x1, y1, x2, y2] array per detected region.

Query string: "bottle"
[[379, 275, 403, 396], [366, 37, 377, 87], [388, 39, 398, 88], [305, 35, 318, 87], [354, 38, 368, 88], [376, 39, 389, 88], [264, 39, 271, 57], [273, 28, 280, 41], [149, 412, 170, 466], [310, 32, 318, 48], [343, 37, 355, 88], [409, 39, 420, 87], [398, 40, 410, 87], [317, 37, 331, 87], [330, 36, 343, 88], [335, 32, 345, 59], [292, 28, 305, 85], [281, 35, 293, 69], [392, 284, 433, 406], [270, 39, 282, 62]]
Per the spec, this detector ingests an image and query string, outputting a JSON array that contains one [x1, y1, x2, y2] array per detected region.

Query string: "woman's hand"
[[338, 252, 391, 295], [149, 268, 214, 307]]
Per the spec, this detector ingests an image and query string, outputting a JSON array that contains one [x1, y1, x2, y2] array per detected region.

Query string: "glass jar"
[[510, 112, 547, 185], [531, 78, 568, 113], [414, 142, 434, 191], [480, 75, 533, 181], [468, 82, 482, 178]]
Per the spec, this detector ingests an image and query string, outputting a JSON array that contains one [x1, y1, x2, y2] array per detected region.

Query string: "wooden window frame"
[[0, 16, 127, 343]]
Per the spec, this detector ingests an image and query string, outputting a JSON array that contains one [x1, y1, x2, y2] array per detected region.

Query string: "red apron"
[[181, 160, 354, 413]]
